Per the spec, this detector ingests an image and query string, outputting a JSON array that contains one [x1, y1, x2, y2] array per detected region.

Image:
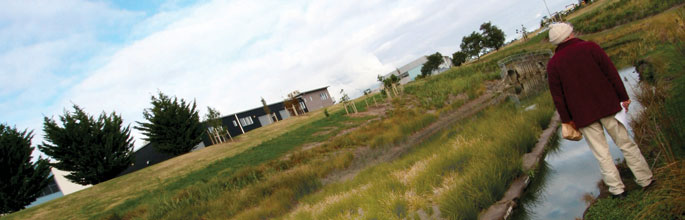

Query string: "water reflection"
[[510, 161, 552, 220], [513, 68, 642, 220]]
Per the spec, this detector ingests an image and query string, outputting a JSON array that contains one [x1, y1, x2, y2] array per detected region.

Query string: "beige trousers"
[[579, 114, 653, 195]]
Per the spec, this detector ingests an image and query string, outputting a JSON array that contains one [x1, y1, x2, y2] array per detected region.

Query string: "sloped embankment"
[[285, 92, 555, 219]]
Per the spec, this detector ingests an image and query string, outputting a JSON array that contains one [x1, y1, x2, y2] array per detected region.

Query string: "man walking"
[[546, 23, 653, 197]]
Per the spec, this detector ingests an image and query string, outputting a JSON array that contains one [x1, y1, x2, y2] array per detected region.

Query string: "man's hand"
[[621, 100, 631, 112]]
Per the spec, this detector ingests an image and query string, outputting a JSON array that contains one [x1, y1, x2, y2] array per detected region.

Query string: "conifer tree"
[[40, 105, 134, 185], [0, 124, 51, 213], [136, 92, 203, 156]]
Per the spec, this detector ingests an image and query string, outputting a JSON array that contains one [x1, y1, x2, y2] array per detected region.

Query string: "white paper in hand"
[[614, 104, 629, 126]]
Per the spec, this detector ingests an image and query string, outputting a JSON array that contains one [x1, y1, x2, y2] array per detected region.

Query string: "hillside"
[[7, 0, 684, 219]]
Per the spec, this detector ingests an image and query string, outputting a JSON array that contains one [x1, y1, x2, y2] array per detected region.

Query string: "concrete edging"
[[479, 112, 561, 220]]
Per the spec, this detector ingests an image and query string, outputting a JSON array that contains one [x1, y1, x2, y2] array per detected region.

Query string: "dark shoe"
[[642, 179, 656, 191], [610, 192, 627, 199]]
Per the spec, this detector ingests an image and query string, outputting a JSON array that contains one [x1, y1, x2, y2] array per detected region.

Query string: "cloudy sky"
[[1, 0, 576, 154]]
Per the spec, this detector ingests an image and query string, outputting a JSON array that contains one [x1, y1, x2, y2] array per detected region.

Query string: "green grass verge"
[[97, 110, 370, 219]]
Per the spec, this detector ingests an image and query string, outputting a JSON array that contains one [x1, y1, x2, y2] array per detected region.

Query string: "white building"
[[380, 55, 454, 85], [27, 168, 91, 208]]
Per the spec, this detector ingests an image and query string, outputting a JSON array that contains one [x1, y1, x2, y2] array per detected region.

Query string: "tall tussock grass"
[[571, 0, 685, 34], [585, 161, 685, 220], [404, 63, 499, 109], [439, 94, 553, 219], [111, 91, 446, 219], [284, 93, 554, 219], [326, 106, 437, 149], [634, 161, 685, 219]]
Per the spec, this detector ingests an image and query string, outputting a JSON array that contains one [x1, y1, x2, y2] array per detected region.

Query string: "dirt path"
[[291, 103, 390, 153], [323, 91, 506, 185]]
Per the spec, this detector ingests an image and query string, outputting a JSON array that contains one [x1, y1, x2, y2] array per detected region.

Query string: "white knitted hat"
[[549, 23, 573, 45]]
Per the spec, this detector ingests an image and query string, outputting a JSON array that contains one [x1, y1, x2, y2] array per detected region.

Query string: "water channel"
[[512, 67, 644, 220]]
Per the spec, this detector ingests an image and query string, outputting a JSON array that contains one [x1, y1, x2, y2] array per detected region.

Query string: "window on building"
[[233, 120, 237, 127], [320, 92, 328, 100], [38, 177, 60, 197], [240, 116, 253, 126], [310, 96, 313, 101], [299, 102, 306, 111]]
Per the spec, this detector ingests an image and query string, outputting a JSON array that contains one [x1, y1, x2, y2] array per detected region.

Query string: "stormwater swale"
[[511, 67, 643, 220]]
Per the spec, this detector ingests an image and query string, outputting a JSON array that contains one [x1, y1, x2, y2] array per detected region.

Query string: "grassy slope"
[[283, 94, 554, 220], [9, 0, 683, 219], [6, 104, 355, 220], [103, 110, 371, 220]]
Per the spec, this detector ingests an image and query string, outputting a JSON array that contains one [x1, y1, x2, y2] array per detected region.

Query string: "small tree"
[[378, 75, 390, 98], [480, 21, 506, 51], [452, 51, 468, 66], [388, 74, 400, 84], [204, 106, 231, 144], [461, 31, 484, 59], [1, 124, 51, 213], [260, 97, 274, 123], [364, 88, 378, 107], [377, 74, 400, 98], [136, 92, 203, 156], [40, 105, 134, 185], [284, 90, 302, 116], [420, 52, 445, 77], [516, 24, 529, 41], [339, 89, 357, 115]]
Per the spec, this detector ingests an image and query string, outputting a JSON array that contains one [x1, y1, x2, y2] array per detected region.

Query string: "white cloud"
[[0, 0, 142, 158], [60, 0, 571, 147], [2, 0, 579, 152], [0, 0, 137, 47]]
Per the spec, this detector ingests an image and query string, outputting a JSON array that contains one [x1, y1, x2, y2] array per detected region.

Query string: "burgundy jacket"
[[547, 38, 629, 128]]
